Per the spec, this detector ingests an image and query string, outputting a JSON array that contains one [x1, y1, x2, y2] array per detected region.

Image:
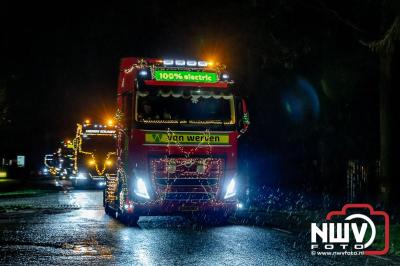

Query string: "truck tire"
[[120, 213, 139, 226], [104, 203, 116, 218]]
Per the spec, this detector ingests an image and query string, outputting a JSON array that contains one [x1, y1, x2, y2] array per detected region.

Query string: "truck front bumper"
[[123, 200, 237, 216]]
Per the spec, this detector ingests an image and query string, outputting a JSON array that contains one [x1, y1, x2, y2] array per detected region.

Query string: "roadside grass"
[[366, 224, 400, 256], [0, 189, 50, 198], [377, 224, 400, 256]]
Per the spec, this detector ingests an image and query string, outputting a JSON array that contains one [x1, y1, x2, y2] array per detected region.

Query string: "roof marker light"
[[175, 60, 185, 66], [198, 61, 207, 67], [186, 60, 197, 66], [163, 59, 174, 65], [139, 69, 148, 76]]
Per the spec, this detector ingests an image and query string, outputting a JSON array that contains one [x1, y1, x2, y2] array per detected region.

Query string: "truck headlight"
[[134, 178, 150, 199], [224, 178, 236, 199], [77, 172, 87, 179]]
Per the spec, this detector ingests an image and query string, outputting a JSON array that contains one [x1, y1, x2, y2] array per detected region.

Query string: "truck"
[[42, 141, 73, 178], [104, 57, 250, 225], [57, 140, 75, 179], [70, 121, 117, 188], [43, 153, 59, 177]]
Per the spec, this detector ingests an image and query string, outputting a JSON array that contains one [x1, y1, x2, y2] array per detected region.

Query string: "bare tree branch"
[[369, 16, 400, 55], [315, 0, 367, 34]]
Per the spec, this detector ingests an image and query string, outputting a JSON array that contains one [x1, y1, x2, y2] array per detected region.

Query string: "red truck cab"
[[104, 57, 249, 225]]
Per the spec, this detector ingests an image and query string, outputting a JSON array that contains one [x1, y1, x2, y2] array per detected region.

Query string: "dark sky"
[[0, 0, 388, 182], [1, 2, 243, 167]]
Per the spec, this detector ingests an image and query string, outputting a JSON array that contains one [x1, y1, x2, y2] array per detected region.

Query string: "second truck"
[[70, 121, 117, 187]]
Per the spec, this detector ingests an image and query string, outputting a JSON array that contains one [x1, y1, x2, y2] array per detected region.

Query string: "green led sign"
[[154, 70, 218, 83]]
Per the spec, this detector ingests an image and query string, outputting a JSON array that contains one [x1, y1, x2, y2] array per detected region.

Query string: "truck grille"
[[150, 157, 224, 201]]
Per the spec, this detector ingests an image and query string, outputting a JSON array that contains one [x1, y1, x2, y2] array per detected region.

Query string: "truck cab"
[[70, 122, 117, 188], [105, 58, 249, 224]]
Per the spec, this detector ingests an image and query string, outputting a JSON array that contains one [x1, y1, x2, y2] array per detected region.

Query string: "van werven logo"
[[151, 133, 162, 143], [310, 204, 389, 256], [145, 132, 229, 145]]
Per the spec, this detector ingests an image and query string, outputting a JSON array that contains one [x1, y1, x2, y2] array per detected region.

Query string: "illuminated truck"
[[104, 58, 249, 224], [43, 154, 58, 177], [58, 140, 75, 178], [70, 121, 117, 187], [43, 141, 73, 178]]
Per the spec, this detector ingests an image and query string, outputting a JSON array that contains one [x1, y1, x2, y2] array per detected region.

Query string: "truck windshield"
[[81, 135, 115, 153], [136, 90, 234, 124]]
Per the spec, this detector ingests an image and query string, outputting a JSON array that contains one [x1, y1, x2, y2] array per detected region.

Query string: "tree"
[[0, 83, 8, 127], [369, 11, 400, 207]]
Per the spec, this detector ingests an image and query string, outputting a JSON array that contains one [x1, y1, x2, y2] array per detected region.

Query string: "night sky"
[[1, 1, 396, 190], [1, 2, 249, 164]]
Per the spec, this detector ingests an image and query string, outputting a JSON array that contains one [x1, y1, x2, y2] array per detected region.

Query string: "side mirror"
[[238, 98, 250, 137]]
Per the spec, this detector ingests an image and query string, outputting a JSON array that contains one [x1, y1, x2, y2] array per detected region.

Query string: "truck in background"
[[43, 153, 59, 177], [70, 121, 117, 188]]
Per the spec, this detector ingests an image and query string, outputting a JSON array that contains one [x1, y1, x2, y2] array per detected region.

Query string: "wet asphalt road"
[[0, 191, 392, 265]]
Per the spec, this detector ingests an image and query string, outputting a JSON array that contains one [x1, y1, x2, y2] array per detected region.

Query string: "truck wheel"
[[104, 203, 116, 218], [121, 213, 139, 226]]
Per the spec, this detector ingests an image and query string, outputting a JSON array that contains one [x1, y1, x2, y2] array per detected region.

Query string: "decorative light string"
[[166, 128, 212, 158]]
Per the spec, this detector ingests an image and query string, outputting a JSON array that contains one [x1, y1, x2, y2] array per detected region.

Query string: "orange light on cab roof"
[[107, 119, 114, 126], [85, 119, 90, 124]]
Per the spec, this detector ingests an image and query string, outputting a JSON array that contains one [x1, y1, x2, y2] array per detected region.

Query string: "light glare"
[[224, 178, 236, 199], [139, 70, 148, 76], [135, 178, 150, 199]]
